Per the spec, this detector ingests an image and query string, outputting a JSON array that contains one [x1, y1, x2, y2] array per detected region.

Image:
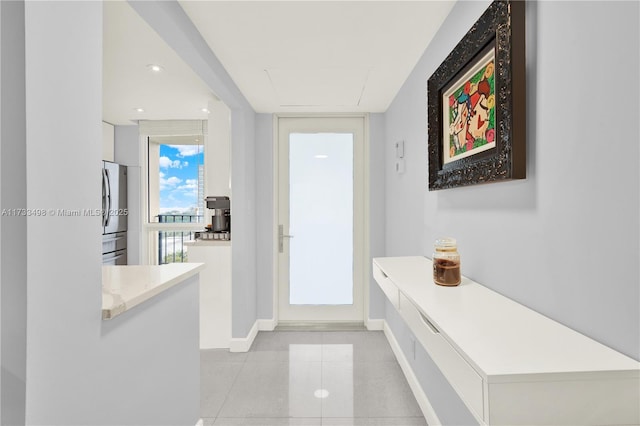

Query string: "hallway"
[[200, 331, 426, 425]]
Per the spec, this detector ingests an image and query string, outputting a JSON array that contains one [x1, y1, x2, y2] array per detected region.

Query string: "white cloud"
[[159, 156, 186, 169], [176, 179, 198, 198], [177, 179, 198, 191], [169, 145, 203, 157], [159, 173, 182, 190]]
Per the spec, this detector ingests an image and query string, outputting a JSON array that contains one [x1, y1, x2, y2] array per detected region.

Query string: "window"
[[139, 112, 231, 266], [147, 135, 204, 264]]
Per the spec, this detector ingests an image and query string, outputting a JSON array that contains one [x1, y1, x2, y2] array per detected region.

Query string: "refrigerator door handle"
[[102, 168, 108, 227], [105, 168, 112, 227]]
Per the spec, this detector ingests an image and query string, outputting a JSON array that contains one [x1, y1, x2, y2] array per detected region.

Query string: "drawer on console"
[[399, 293, 484, 421], [372, 263, 400, 309]]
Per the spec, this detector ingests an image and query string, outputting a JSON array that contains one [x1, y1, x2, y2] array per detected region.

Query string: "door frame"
[[272, 113, 371, 326]]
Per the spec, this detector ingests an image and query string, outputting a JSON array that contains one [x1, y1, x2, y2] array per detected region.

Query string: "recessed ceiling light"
[[314, 389, 329, 399], [134, 108, 145, 113], [314, 154, 329, 159], [147, 64, 163, 73], [201, 108, 210, 114]]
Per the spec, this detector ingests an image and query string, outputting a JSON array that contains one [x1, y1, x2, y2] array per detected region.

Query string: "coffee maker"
[[202, 196, 230, 240]]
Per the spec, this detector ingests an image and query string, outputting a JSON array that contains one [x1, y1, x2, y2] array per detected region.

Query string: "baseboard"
[[383, 320, 441, 426], [365, 318, 384, 330], [229, 320, 259, 352], [275, 321, 366, 331], [257, 318, 277, 331]]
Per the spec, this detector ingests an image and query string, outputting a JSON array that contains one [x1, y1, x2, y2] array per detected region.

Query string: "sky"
[[158, 144, 204, 215]]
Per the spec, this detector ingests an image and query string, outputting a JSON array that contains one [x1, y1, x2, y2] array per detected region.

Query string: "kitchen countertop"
[[102, 263, 205, 320]]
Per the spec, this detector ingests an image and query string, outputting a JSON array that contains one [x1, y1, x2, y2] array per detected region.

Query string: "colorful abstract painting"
[[442, 49, 496, 165]]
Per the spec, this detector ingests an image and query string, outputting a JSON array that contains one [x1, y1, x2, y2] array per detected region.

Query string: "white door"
[[277, 117, 365, 322]]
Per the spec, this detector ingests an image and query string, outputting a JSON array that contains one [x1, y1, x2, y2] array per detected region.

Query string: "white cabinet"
[[372, 264, 400, 310], [186, 241, 231, 349], [399, 291, 484, 418], [374, 256, 640, 426], [102, 121, 114, 161]]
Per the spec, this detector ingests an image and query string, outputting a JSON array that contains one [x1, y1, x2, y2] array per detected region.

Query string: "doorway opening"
[[276, 116, 366, 324]]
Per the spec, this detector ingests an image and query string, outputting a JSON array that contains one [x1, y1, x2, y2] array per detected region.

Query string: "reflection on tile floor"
[[201, 331, 426, 426]]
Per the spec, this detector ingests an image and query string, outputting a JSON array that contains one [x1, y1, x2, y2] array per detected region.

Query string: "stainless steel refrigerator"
[[102, 161, 128, 265]]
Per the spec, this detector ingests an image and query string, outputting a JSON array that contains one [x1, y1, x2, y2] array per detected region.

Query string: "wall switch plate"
[[395, 159, 405, 174], [395, 140, 404, 158]]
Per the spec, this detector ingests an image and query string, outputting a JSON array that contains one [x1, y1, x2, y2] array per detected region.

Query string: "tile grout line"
[[211, 350, 249, 422]]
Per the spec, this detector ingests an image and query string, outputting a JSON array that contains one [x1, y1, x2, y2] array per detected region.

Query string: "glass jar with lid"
[[433, 237, 461, 286]]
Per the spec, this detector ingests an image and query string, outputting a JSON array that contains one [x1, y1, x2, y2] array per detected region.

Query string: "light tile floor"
[[201, 331, 426, 426]]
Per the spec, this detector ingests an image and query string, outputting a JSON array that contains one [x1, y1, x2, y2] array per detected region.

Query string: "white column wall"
[[24, 3, 199, 424], [0, 1, 27, 424]]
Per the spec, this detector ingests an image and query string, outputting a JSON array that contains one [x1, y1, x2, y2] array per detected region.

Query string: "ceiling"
[[103, 1, 455, 123], [103, 1, 216, 125]]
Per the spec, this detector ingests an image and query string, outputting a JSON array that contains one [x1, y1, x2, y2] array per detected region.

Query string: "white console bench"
[[373, 256, 639, 425]]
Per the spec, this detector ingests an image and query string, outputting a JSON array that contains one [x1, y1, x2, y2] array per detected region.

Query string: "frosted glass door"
[[289, 133, 353, 305], [278, 117, 364, 322]]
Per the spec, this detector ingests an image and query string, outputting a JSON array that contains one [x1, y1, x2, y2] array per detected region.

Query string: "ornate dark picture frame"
[[427, 0, 526, 191]]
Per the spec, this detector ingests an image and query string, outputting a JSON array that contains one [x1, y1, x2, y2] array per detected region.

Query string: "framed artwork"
[[427, 0, 526, 190]]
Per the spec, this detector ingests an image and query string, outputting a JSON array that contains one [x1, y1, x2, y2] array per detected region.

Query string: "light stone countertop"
[[102, 263, 205, 320]]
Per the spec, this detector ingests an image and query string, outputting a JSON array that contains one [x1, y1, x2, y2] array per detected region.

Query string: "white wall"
[[0, 1, 27, 424], [115, 125, 141, 265], [255, 114, 274, 320], [230, 109, 258, 337], [206, 100, 231, 197], [130, 0, 260, 339], [384, 0, 639, 363], [368, 113, 386, 319], [102, 121, 115, 162], [24, 3, 199, 424]]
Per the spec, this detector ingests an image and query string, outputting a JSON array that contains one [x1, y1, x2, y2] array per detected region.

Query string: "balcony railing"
[[157, 214, 203, 264]]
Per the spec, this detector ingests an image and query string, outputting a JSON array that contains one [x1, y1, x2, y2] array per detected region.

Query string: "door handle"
[[278, 224, 294, 253], [105, 168, 112, 227], [102, 169, 108, 227]]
